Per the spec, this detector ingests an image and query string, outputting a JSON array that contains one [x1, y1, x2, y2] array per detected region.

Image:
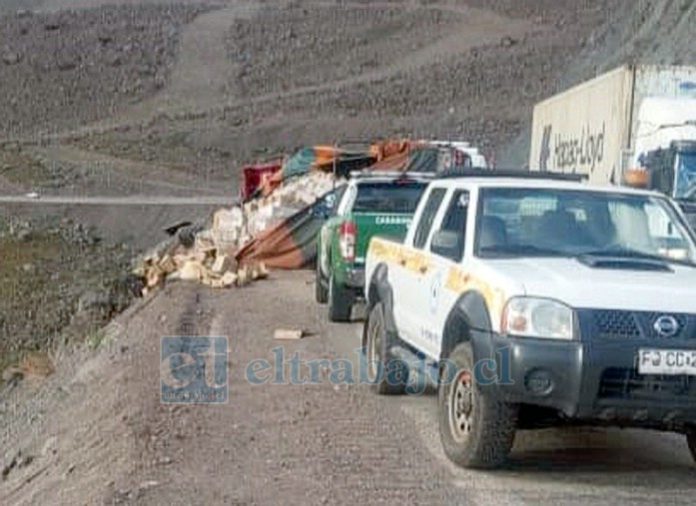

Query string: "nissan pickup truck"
[[316, 173, 428, 321], [363, 173, 696, 469]]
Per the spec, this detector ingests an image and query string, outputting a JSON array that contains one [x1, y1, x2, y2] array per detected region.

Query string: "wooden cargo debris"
[[273, 328, 304, 340], [132, 169, 335, 294]]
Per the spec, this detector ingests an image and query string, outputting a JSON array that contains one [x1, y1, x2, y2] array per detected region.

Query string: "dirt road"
[[2, 1, 695, 504], [2, 271, 695, 505]]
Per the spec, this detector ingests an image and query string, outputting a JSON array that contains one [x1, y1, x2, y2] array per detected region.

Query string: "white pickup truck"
[[363, 173, 696, 469]]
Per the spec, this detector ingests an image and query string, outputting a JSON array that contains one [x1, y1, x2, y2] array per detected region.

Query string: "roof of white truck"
[[432, 176, 663, 197]]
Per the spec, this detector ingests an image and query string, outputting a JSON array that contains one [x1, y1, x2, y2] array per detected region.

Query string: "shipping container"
[[529, 65, 696, 186]]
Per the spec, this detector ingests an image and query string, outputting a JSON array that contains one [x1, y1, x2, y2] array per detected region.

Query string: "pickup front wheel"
[[438, 343, 517, 469]]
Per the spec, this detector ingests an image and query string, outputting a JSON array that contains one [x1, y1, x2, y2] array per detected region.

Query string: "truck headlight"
[[502, 297, 575, 340]]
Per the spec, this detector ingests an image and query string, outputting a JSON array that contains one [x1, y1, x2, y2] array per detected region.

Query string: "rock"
[[155, 456, 172, 466], [500, 36, 518, 47], [17, 229, 32, 242], [21, 353, 54, 379], [2, 51, 21, 65], [118, 273, 145, 298], [41, 436, 59, 457], [1, 452, 18, 480], [78, 290, 113, 314], [18, 454, 34, 468], [138, 480, 159, 491], [1, 366, 24, 384], [177, 225, 202, 248], [56, 57, 78, 71]]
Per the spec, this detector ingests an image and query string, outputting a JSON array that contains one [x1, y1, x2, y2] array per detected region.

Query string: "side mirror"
[[431, 230, 461, 259]]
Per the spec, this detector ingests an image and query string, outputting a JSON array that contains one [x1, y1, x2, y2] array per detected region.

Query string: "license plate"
[[638, 349, 696, 375]]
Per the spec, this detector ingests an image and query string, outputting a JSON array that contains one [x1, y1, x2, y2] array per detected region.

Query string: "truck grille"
[[593, 311, 641, 339], [599, 368, 696, 401], [586, 310, 694, 340]]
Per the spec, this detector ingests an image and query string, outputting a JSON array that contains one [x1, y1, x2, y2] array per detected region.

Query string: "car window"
[[352, 181, 426, 213], [476, 188, 696, 263], [413, 188, 446, 249], [337, 183, 357, 216], [431, 190, 469, 261]]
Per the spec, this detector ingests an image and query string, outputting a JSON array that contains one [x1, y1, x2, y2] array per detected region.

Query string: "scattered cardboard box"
[[274, 329, 304, 340]]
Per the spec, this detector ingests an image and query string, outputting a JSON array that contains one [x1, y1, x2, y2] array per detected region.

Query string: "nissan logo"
[[653, 315, 680, 338]]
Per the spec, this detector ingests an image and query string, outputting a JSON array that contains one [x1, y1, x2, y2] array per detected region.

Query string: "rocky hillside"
[[0, 4, 206, 139]]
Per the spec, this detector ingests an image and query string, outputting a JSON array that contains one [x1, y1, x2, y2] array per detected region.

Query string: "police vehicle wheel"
[[328, 273, 352, 322], [364, 302, 408, 395], [315, 257, 328, 304], [438, 343, 517, 469]]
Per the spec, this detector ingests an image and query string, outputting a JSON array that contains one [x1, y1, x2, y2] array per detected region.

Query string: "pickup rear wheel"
[[438, 343, 517, 469], [328, 273, 352, 322], [686, 429, 696, 464], [364, 302, 408, 395]]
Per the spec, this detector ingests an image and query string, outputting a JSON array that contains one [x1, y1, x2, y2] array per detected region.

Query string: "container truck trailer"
[[529, 64, 696, 228]]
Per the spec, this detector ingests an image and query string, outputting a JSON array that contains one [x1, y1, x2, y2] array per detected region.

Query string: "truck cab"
[[630, 97, 696, 227], [364, 173, 696, 469], [635, 140, 696, 229]]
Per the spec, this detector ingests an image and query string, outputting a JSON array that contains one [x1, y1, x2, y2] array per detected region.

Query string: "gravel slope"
[[70, 0, 604, 171], [0, 4, 206, 140]]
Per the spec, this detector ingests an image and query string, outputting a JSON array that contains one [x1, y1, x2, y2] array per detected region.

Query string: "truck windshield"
[[674, 152, 696, 200], [476, 188, 696, 265], [352, 181, 426, 213]]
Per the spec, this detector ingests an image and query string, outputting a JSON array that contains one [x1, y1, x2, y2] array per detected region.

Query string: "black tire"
[[315, 257, 328, 304], [328, 273, 352, 322], [438, 343, 517, 469], [363, 302, 408, 395], [687, 428, 696, 464]]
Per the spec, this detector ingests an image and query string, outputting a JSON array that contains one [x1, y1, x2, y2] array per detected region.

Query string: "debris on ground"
[[134, 169, 336, 293], [273, 329, 304, 340]]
